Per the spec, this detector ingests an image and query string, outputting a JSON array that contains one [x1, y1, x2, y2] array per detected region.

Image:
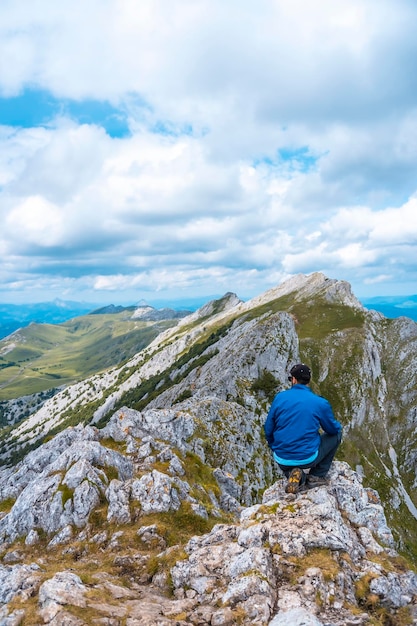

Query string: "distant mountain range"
[[1, 294, 416, 341], [360, 295, 417, 321], [0, 304, 192, 404], [0, 299, 197, 340], [0, 300, 96, 339]]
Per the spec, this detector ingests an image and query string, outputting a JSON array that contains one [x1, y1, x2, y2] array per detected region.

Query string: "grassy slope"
[[0, 313, 176, 400]]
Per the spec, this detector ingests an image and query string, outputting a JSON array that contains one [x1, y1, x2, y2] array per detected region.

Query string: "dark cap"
[[288, 363, 311, 383]]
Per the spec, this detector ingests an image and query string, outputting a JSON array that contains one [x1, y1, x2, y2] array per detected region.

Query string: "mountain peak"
[[178, 291, 242, 326], [131, 303, 156, 319], [245, 272, 364, 312]]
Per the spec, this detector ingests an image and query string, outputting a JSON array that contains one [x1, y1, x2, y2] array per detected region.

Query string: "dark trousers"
[[278, 431, 342, 479]]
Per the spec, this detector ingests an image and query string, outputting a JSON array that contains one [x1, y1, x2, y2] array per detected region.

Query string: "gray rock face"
[[0, 425, 100, 501], [0, 435, 135, 543], [100, 406, 195, 453], [148, 310, 298, 408], [269, 608, 324, 626], [0, 563, 41, 603], [38, 571, 87, 623], [169, 462, 417, 625], [131, 470, 185, 514], [106, 479, 132, 523], [0, 402, 250, 545], [0, 439, 416, 624]]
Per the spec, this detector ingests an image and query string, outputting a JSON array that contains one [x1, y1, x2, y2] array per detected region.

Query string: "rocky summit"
[[0, 272, 417, 625]]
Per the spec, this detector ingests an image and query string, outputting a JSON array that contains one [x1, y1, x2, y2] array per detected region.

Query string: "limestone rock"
[[0, 436, 134, 544], [0, 606, 26, 626], [0, 461, 415, 624], [169, 462, 416, 625], [131, 470, 188, 514], [269, 607, 324, 626], [0, 563, 41, 603], [38, 571, 87, 622], [106, 479, 132, 524]]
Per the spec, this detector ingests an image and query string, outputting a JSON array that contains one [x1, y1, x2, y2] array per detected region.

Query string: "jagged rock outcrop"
[[169, 462, 414, 626], [0, 400, 272, 547], [242, 272, 364, 314], [0, 460, 416, 625], [0, 427, 133, 543]]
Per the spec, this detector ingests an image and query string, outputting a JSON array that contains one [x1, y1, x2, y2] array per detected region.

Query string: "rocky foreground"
[[0, 408, 416, 625]]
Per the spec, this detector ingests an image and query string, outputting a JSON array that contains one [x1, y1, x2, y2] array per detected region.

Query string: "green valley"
[[0, 311, 178, 401]]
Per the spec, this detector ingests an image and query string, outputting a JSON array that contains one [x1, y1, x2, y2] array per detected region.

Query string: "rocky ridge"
[[1, 272, 417, 624], [0, 274, 339, 458]]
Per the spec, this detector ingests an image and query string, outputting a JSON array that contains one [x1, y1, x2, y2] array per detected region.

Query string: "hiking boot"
[[307, 474, 328, 488], [285, 467, 304, 494]]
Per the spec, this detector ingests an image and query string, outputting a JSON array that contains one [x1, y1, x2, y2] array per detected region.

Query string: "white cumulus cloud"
[[1, 0, 417, 302]]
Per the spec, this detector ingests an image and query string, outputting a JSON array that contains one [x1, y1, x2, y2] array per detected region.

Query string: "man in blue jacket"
[[264, 363, 342, 494]]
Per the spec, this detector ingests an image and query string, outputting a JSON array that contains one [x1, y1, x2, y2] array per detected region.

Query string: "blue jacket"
[[264, 384, 342, 464]]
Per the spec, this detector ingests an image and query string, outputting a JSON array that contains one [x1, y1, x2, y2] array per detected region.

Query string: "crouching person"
[[264, 363, 343, 494]]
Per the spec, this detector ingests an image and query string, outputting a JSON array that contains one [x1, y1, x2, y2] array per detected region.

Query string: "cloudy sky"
[[1, 0, 417, 305]]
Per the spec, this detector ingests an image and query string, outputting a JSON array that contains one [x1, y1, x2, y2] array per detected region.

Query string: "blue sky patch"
[[0, 88, 131, 138], [253, 146, 319, 172], [278, 146, 318, 172], [150, 120, 195, 137]]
